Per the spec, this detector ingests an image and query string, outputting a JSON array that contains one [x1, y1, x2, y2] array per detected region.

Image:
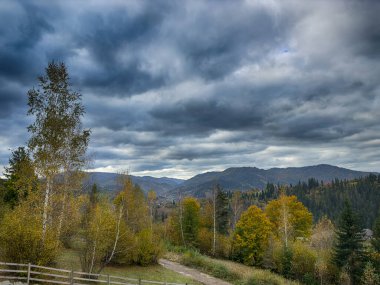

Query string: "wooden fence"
[[0, 262, 190, 285]]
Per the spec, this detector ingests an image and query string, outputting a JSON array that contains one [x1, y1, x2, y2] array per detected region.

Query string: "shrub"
[[290, 241, 317, 281], [198, 228, 231, 258], [111, 224, 136, 265], [0, 200, 60, 265], [133, 229, 164, 266]]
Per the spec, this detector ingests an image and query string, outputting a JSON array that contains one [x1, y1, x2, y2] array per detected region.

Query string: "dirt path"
[[159, 259, 233, 285]]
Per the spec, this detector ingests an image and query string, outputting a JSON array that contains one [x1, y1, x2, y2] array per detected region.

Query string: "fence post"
[[70, 269, 74, 285], [138, 278, 141, 285], [107, 274, 110, 285], [27, 263, 31, 285]]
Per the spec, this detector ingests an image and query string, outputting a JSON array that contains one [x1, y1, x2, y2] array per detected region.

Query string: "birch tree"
[[230, 191, 243, 230], [27, 62, 90, 242], [265, 192, 313, 246], [147, 190, 157, 232]]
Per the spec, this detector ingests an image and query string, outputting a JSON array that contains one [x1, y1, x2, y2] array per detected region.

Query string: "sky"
[[0, 0, 379, 179]]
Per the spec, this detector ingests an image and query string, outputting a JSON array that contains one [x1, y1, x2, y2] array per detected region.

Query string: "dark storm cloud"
[[0, 0, 380, 177], [171, 2, 292, 80], [150, 98, 265, 135]]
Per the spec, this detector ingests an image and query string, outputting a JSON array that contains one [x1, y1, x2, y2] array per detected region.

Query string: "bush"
[[111, 224, 136, 265], [133, 229, 164, 266], [271, 240, 318, 283], [0, 201, 60, 265], [181, 249, 206, 268], [197, 228, 231, 258], [197, 228, 213, 255], [290, 241, 317, 281]]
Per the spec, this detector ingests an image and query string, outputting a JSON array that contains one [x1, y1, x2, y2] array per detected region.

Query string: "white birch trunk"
[[89, 238, 97, 274], [213, 187, 216, 256], [106, 204, 123, 264], [57, 189, 67, 239], [42, 177, 51, 243], [179, 195, 186, 247], [282, 197, 288, 248]]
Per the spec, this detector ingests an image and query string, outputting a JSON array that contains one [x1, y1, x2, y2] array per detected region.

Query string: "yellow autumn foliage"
[[0, 195, 60, 265], [265, 195, 313, 241], [232, 205, 272, 266]]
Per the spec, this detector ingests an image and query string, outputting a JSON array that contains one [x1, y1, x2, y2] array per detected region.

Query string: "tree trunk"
[[98, 205, 124, 273], [282, 197, 288, 248], [57, 189, 67, 239], [213, 187, 216, 256], [179, 195, 186, 247], [42, 177, 51, 243]]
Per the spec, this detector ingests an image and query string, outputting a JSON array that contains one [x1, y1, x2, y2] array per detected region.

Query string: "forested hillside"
[[170, 164, 375, 197], [245, 175, 380, 228], [288, 175, 380, 228]]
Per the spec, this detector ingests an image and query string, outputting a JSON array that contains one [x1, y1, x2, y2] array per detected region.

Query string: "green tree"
[[372, 215, 380, 253], [232, 205, 272, 266], [333, 201, 366, 285], [115, 175, 149, 233], [230, 191, 243, 230], [216, 186, 230, 235], [361, 262, 380, 285], [27, 61, 90, 241], [3, 147, 38, 208], [147, 190, 157, 231], [371, 214, 380, 271]]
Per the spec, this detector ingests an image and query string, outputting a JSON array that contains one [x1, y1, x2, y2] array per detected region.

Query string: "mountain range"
[[85, 164, 376, 197], [83, 172, 183, 195]]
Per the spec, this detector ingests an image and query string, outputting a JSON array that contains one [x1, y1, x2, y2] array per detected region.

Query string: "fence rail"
[[0, 262, 189, 285]]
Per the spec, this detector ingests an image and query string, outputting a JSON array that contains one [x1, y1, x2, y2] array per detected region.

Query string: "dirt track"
[[159, 259, 233, 285]]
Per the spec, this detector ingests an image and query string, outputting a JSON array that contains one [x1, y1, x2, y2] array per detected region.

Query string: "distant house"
[[363, 228, 373, 240]]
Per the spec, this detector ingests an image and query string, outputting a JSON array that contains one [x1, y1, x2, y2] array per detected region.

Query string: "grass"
[[166, 250, 301, 285], [56, 249, 202, 285]]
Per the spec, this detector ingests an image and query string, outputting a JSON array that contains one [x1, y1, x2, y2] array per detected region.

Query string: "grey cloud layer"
[[0, 0, 379, 178]]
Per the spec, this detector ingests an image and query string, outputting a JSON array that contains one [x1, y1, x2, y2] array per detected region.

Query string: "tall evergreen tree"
[[333, 201, 366, 284], [3, 147, 38, 208], [372, 215, 380, 253], [371, 214, 380, 271], [216, 186, 230, 235]]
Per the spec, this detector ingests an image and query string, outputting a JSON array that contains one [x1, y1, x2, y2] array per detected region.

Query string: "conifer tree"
[[371, 214, 380, 271], [216, 186, 229, 235], [3, 147, 38, 208], [361, 262, 380, 285], [372, 215, 380, 253], [333, 201, 366, 284]]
